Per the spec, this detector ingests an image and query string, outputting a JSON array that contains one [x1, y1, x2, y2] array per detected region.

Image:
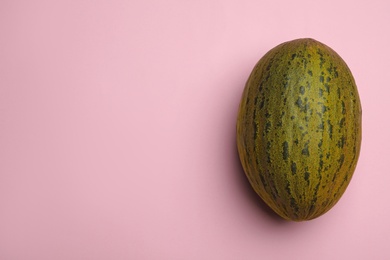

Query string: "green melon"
[[236, 38, 362, 221]]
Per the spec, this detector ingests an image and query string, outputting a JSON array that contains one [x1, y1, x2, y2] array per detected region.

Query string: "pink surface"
[[0, 0, 389, 259]]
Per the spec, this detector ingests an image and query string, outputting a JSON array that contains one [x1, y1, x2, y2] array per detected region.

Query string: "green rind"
[[236, 38, 362, 221]]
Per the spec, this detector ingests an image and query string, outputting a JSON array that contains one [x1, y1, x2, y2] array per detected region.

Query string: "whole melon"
[[236, 38, 362, 221]]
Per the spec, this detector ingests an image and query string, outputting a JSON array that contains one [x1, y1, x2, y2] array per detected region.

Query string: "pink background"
[[1, 0, 389, 259]]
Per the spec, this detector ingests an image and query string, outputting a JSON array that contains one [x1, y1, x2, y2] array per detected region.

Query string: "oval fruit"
[[236, 38, 362, 221]]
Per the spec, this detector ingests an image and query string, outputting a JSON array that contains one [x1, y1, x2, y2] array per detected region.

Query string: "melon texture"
[[236, 38, 362, 221]]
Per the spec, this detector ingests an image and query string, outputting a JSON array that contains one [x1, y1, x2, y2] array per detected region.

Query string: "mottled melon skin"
[[236, 38, 362, 221]]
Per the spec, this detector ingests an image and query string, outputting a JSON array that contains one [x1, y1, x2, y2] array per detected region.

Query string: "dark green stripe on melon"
[[236, 38, 362, 221]]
